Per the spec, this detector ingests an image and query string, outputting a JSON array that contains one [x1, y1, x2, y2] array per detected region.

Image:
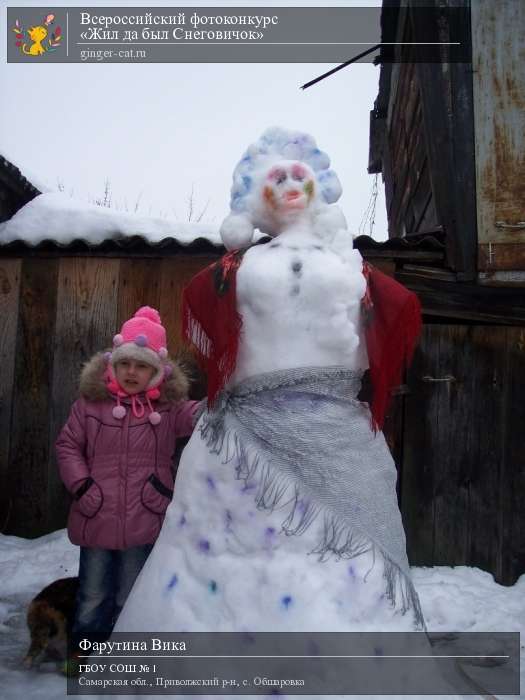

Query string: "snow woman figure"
[[115, 127, 426, 639]]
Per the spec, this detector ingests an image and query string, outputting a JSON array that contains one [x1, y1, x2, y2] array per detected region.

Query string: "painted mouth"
[[281, 192, 307, 210]]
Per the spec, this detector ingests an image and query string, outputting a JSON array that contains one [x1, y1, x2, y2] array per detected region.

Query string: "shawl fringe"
[[200, 402, 426, 630]]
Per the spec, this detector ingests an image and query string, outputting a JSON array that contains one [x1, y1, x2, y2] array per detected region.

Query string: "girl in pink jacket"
[[56, 306, 199, 664]]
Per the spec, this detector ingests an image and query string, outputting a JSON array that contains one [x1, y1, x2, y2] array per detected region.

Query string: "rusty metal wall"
[[473, 0, 525, 275]]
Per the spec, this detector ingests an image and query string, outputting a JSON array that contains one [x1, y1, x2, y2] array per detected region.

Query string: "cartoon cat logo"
[[12, 14, 62, 56]]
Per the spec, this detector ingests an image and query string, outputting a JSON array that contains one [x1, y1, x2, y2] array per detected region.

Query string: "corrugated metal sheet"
[[473, 0, 525, 272], [0, 234, 223, 256], [0, 233, 445, 260]]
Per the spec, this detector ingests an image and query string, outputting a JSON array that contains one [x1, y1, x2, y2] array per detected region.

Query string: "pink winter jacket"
[[56, 353, 199, 550]]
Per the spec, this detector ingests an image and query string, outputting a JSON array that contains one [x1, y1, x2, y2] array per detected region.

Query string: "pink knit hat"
[[106, 307, 170, 424]]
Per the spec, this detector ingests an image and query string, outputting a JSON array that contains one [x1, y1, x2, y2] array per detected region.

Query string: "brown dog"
[[23, 577, 79, 668]]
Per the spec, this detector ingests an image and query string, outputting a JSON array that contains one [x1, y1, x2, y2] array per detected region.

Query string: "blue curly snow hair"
[[229, 126, 342, 214]]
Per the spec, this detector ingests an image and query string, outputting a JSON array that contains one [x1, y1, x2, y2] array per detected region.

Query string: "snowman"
[[113, 129, 467, 699], [223, 155, 368, 382]]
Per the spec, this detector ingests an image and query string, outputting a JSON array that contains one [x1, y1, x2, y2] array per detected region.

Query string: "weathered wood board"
[[402, 324, 525, 584], [47, 258, 120, 532], [0, 259, 21, 529], [7, 259, 58, 536]]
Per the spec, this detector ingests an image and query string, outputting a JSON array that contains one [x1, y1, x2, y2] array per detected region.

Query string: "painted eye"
[[291, 164, 307, 182], [268, 167, 287, 185]]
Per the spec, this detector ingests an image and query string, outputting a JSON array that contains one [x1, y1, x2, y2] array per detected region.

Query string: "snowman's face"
[[261, 161, 315, 222]]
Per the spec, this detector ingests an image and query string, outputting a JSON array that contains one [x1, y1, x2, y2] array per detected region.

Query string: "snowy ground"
[[0, 530, 522, 699]]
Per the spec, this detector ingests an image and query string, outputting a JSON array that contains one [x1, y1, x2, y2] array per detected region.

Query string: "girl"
[[55, 306, 199, 670]]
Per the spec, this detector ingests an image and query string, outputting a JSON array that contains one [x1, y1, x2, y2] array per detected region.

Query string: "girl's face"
[[115, 359, 155, 394]]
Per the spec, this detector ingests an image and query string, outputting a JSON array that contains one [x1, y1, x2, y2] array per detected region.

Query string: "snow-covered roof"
[[0, 192, 223, 249]]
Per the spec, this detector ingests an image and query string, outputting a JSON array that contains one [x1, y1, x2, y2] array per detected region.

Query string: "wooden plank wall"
[[502, 328, 525, 580], [402, 324, 525, 585], [382, 3, 477, 278], [411, 2, 477, 278], [384, 57, 439, 240], [8, 259, 59, 537], [1, 253, 217, 537], [47, 259, 120, 533], [0, 259, 21, 530], [2, 253, 524, 585]]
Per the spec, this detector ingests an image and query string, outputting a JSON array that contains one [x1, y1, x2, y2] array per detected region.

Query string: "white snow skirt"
[[113, 369, 469, 700]]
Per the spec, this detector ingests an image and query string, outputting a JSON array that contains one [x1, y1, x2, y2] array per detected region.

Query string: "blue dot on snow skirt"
[[209, 580, 218, 593], [167, 574, 178, 590], [198, 539, 211, 552], [206, 476, 216, 490], [281, 595, 293, 609]]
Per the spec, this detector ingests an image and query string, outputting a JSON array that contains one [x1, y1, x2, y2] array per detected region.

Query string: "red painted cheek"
[[263, 186, 276, 208]]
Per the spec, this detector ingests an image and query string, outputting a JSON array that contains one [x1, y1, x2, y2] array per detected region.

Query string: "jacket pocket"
[[141, 473, 173, 515], [74, 477, 104, 519]]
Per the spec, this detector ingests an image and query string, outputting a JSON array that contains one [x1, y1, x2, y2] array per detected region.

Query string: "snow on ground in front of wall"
[[0, 192, 222, 247], [0, 530, 523, 699]]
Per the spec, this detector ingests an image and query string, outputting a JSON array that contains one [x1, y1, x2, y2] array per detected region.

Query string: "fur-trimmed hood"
[[79, 352, 190, 403]]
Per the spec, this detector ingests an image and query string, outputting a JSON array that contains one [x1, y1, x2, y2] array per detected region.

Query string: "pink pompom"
[[113, 405, 126, 419], [158, 347, 168, 359], [113, 334, 124, 347], [103, 352, 112, 363], [149, 411, 161, 425], [134, 306, 161, 324], [147, 388, 161, 400]]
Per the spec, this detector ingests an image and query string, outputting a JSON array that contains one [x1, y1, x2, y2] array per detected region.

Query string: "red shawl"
[[182, 251, 421, 431], [361, 261, 421, 430]]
